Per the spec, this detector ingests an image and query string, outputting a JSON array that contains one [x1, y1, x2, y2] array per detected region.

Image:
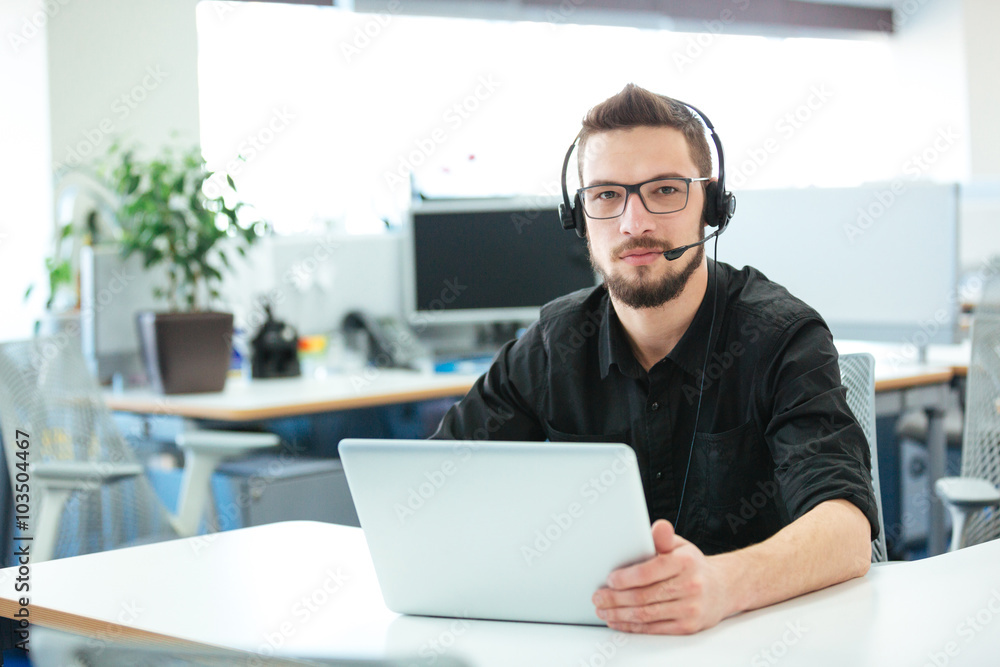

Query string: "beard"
[[589, 232, 705, 309]]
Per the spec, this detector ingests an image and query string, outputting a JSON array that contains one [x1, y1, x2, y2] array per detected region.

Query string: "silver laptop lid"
[[339, 438, 655, 626]]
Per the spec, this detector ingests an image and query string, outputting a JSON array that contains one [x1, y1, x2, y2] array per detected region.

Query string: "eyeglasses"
[[576, 177, 711, 220]]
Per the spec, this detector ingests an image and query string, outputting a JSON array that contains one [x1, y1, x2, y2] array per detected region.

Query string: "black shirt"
[[431, 260, 880, 555]]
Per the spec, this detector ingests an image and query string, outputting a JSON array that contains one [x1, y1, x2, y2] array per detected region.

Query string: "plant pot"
[[136, 311, 234, 394]]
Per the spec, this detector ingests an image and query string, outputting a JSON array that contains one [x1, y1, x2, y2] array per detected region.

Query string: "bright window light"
[[196, 2, 965, 235]]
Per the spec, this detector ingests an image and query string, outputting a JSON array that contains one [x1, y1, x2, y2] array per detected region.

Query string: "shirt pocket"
[[693, 420, 771, 510], [685, 420, 781, 553], [542, 422, 629, 444]]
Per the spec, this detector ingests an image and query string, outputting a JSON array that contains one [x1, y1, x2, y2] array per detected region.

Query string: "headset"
[[555, 94, 736, 534], [557, 96, 736, 244]]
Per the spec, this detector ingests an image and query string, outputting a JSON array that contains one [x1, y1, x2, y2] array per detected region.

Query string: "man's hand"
[[592, 519, 736, 635]]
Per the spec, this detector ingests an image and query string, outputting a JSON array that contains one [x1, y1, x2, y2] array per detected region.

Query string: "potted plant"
[[103, 141, 268, 394], [24, 170, 123, 335]]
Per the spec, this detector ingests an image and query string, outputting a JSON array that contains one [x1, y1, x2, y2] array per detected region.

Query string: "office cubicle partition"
[[720, 182, 960, 345]]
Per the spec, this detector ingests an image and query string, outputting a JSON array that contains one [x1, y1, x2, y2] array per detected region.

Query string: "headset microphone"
[[662, 226, 724, 261]]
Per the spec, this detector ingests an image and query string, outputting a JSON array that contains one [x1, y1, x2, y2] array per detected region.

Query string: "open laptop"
[[338, 438, 655, 626]]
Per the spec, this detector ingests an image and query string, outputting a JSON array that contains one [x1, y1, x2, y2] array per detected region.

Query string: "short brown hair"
[[577, 83, 713, 183]]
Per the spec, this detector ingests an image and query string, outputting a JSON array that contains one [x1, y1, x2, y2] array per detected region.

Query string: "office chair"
[[839, 352, 888, 563], [0, 337, 277, 562], [935, 311, 1000, 551], [894, 271, 1000, 462]]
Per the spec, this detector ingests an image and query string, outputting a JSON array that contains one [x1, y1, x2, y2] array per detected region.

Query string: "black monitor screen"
[[411, 204, 596, 318]]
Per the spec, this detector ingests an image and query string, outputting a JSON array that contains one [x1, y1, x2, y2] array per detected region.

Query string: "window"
[[196, 2, 966, 234]]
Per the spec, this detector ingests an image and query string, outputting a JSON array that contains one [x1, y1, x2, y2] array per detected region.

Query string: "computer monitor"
[[79, 244, 171, 385], [720, 182, 960, 345], [404, 197, 597, 325], [268, 233, 404, 336]]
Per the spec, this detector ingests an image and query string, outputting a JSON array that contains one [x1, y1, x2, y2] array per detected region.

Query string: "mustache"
[[612, 239, 673, 256]]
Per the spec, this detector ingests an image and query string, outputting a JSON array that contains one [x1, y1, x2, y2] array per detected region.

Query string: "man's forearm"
[[712, 499, 872, 617]]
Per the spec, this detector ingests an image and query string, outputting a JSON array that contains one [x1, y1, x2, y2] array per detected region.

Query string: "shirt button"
[[650, 402, 660, 411], [655, 471, 663, 480]]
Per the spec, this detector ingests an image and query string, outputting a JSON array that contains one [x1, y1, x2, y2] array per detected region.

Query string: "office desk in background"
[[106, 345, 970, 555], [2, 521, 998, 666], [103, 369, 482, 421]]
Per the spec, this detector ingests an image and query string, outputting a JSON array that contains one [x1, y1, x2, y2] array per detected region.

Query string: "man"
[[431, 84, 879, 635]]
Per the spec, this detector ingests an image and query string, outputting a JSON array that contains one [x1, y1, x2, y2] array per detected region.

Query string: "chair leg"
[[171, 450, 226, 538], [944, 504, 968, 552], [33, 488, 74, 562]]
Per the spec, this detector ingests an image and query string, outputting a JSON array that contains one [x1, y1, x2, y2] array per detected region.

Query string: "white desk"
[[2, 521, 998, 665]]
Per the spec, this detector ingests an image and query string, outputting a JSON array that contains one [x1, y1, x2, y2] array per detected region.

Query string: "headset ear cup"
[[573, 193, 587, 238], [720, 191, 735, 230], [703, 181, 721, 228]]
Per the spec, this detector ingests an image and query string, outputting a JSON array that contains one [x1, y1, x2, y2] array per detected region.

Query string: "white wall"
[[2, 0, 203, 341], [47, 0, 201, 170], [962, 0, 1000, 179], [956, 0, 1000, 272], [0, 0, 54, 340]]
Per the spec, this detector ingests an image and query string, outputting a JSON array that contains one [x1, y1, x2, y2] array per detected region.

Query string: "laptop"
[[338, 438, 656, 626]]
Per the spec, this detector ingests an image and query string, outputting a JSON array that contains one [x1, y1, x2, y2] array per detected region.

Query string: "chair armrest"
[[935, 477, 1000, 509], [175, 430, 279, 456], [29, 461, 144, 490]]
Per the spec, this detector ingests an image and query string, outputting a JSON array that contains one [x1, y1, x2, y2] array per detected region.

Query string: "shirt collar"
[[599, 290, 642, 380], [598, 259, 728, 380]]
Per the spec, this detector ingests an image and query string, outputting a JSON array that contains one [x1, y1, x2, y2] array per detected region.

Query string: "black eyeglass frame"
[[575, 176, 711, 220]]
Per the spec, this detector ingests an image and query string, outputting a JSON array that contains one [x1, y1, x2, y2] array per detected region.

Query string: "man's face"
[[580, 126, 707, 310]]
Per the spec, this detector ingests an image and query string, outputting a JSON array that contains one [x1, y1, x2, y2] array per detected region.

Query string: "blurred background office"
[[3, 0, 998, 342], [0, 0, 998, 563]]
